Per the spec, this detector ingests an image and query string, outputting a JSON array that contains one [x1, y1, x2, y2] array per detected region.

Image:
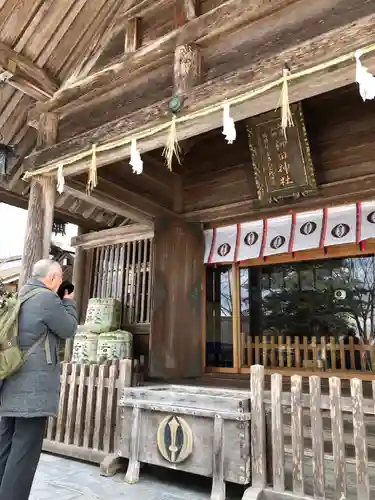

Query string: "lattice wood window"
[[91, 237, 153, 325]]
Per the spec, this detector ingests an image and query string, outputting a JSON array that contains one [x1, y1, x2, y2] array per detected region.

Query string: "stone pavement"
[[30, 453, 243, 500]]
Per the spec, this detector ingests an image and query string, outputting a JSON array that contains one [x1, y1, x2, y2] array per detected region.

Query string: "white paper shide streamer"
[[355, 49, 375, 101], [56, 164, 65, 194], [222, 102, 236, 144], [129, 138, 143, 175]]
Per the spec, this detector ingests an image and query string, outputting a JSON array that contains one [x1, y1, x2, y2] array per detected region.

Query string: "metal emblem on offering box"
[[156, 415, 193, 464], [246, 102, 317, 205]]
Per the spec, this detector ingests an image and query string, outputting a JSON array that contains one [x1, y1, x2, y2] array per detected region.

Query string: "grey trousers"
[[0, 416, 47, 500]]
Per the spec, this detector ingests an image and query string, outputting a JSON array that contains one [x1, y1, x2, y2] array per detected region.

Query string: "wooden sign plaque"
[[246, 103, 317, 204]]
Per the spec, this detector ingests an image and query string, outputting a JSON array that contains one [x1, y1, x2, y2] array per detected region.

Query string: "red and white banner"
[[204, 200, 375, 264], [358, 200, 375, 242], [206, 225, 238, 264], [236, 220, 264, 261], [323, 204, 357, 247], [292, 209, 324, 252], [263, 215, 293, 256]]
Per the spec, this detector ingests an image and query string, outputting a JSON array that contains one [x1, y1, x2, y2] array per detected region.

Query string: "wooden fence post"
[[351, 378, 370, 500], [329, 377, 347, 500], [291, 374, 304, 496], [250, 365, 266, 488], [309, 376, 325, 499], [271, 373, 285, 492]]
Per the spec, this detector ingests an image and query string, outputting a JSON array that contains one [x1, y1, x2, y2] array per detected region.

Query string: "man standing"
[[0, 259, 78, 500]]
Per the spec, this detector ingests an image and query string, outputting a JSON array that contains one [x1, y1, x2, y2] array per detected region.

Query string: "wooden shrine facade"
[[7, 0, 375, 382]]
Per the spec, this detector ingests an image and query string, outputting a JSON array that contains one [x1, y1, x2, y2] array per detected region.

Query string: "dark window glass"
[[205, 266, 233, 368]]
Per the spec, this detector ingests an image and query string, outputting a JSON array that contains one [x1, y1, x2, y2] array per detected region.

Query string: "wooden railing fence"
[[247, 365, 375, 500], [43, 359, 135, 463], [240, 334, 375, 373]]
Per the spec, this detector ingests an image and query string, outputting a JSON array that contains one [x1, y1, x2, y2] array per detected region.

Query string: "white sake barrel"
[[97, 330, 133, 363], [85, 298, 121, 333], [72, 332, 99, 364]]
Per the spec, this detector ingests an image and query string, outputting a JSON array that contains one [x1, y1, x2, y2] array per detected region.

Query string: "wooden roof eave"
[[24, 11, 375, 181], [28, 0, 298, 123]]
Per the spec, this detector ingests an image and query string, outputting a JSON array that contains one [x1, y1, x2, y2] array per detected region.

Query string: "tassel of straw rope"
[[163, 114, 181, 171], [278, 66, 294, 140], [56, 164, 65, 194], [86, 143, 97, 195]]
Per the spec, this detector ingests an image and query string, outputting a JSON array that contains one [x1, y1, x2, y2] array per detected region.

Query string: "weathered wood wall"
[[182, 85, 375, 225]]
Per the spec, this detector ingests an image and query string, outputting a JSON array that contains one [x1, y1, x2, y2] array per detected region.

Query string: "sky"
[[0, 203, 77, 259]]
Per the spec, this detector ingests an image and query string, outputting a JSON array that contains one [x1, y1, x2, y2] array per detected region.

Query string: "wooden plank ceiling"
[[0, 0, 131, 228]]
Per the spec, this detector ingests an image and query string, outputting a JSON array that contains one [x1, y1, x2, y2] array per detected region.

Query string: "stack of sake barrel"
[[72, 298, 133, 364]]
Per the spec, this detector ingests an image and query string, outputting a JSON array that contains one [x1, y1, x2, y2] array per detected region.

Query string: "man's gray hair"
[[31, 259, 61, 279]]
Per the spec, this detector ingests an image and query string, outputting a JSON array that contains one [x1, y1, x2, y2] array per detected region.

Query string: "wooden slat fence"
[[43, 359, 134, 463], [248, 365, 375, 500], [91, 237, 153, 325], [241, 334, 375, 373]]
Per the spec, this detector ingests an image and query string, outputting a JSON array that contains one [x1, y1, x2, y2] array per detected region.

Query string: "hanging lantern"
[[52, 219, 66, 236], [0, 144, 13, 177]]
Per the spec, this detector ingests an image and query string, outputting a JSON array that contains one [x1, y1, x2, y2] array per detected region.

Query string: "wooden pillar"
[[149, 217, 204, 379], [19, 113, 58, 288], [72, 227, 87, 322], [64, 227, 95, 362]]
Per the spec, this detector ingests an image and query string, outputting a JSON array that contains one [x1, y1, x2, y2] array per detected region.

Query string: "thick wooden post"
[[20, 176, 56, 286], [19, 112, 58, 288], [72, 227, 87, 322], [64, 226, 92, 362], [149, 217, 204, 379]]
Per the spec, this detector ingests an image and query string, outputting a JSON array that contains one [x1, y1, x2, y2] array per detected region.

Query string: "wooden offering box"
[[117, 385, 251, 499]]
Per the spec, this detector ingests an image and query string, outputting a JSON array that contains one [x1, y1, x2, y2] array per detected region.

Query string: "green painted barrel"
[[72, 331, 99, 364], [97, 330, 133, 363], [84, 298, 121, 333]]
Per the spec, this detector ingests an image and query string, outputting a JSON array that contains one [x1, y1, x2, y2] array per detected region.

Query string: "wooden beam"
[[64, 184, 152, 225], [0, 42, 58, 101], [76, 0, 143, 78], [28, 0, 298, 122], [71, 224, 154, 249], [59, 0, 127, 83], [65, 177, 178, 224], [119, 0, 171, 21], [36, 112, 59, 150], [25, 13, 375, 178], [125, 18, 142, 53], [104, 157, 180, 206], [183, 174, 375, 227], [29, 0, 372, 130], [0, 185, 111, 230]]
